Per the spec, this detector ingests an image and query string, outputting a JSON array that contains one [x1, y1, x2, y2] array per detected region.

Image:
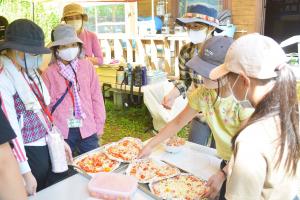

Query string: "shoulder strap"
[[51, 81, 72, 114]]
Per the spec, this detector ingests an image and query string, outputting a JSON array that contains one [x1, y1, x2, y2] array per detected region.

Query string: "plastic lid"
[[88, 172, 138, 198]]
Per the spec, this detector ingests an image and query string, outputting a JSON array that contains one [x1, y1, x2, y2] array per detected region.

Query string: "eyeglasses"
[[184, 23, 208, 31]]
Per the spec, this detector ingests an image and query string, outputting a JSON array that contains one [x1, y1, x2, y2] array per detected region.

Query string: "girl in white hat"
[[210, 33, 300, 199]]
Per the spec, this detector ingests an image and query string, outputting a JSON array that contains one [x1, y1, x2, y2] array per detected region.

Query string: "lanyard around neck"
[[65, 79, 75, 115], [22, 73, 54, 124]]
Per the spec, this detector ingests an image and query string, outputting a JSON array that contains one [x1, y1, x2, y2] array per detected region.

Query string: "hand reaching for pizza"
[[138, 144, 153, 159], [202, 171, 226, 199]]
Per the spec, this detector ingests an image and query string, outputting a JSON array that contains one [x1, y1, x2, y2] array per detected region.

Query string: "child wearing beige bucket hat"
[[61, 3, 103, 65], [210, 33, 300, 199]]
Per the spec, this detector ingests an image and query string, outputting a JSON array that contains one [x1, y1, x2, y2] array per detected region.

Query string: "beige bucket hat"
[[61, 3, 88, 22]]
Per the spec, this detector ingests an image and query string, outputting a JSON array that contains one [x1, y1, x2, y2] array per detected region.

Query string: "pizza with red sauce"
[[104, 137, 143, 162], [75, 151, 120, 174]]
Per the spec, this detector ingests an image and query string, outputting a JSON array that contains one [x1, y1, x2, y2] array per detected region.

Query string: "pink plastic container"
[[88, 172, 138, 200]]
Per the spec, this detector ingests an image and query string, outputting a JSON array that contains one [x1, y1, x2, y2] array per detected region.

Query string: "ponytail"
[[233, 65, 300, 175]]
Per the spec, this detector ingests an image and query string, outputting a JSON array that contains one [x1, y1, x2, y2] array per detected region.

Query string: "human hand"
[[23, 172, 37, 196], [203, 171, 226, 199], [138, 144, 154, 159], [86, 56, 98, 65], [162, 87, 180, 109], [64, 141, 73, 164]]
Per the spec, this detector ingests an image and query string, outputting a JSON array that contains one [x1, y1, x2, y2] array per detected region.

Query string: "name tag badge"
[[67, 117, 82, 128]]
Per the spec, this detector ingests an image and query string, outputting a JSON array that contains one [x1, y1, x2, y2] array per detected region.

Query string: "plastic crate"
[[96, 65, 119, 84]]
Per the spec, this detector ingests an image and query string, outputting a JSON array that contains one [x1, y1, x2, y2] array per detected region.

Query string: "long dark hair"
[[233, 65, 300, 175]]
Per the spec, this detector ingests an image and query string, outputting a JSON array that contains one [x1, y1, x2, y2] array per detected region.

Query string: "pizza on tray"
[[105, 137, 143, 162], [75, 151, 120, 174], [150, 173, 208, 200], [127, 159, 180, 183]]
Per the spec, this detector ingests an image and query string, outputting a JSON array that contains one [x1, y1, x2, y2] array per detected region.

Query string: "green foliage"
[[101, 99, 188, 145], [0, 0, 60, 43], [33, 2, 60, 43], [0, 1, 128, 39], [101, 99, 154, 144]]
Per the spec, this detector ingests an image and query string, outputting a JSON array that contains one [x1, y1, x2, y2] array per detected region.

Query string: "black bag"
[[120, 67, 143, 107], [132, 66, 143, 87], [131, 66, 142, 105]]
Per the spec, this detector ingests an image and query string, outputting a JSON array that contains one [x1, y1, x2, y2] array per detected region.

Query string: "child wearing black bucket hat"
[[140, 36, 254, 200], [0, 19, 72, 196], [163, 3, 224, 147]]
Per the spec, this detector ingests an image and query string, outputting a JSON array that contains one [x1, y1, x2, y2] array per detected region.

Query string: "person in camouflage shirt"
[[162, 4, 222, 146]]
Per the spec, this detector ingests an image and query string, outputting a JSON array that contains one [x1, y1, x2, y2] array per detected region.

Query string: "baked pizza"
[[104, 137, 143, 162], [127, 159, 180, 183], [75, 151, 120, 174], [166, 136, 186, 147], [149, 174, 208, 200]]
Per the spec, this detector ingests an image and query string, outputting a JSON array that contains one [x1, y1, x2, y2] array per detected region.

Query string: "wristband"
[[220, 159, 228, 177], [220, 168, 227, 177]]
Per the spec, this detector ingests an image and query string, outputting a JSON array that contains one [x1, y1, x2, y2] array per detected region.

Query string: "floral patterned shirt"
[[188, 86, 254, 160]]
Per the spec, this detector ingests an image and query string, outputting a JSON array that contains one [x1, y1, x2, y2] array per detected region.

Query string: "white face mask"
[[188, 27, 208, 44], [66, 20, 82, 32], [57, 47, 79, 62], [229, 75, 254, 109]]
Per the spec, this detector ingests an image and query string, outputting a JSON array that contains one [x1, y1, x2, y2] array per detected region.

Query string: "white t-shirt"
[[226, 115, 299, 200]]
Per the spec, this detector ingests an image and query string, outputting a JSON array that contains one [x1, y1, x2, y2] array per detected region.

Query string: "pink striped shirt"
[[0, 95, 26, 162], [43, 59, 106, 139], [79, 29, 103, 65]]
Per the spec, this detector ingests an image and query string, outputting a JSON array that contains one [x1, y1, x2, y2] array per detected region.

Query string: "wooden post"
[[150, 39, 158, 70], [114, 39, 123, 60], [164, 38, 171, 74], [136, 38, 146, 65], [101, 39, 111, 64], [125, 2, 138, 36], [126, 39, 133, 63]]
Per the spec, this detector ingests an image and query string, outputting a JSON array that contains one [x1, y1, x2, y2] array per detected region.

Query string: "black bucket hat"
[[0, 19, 50, 54]]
